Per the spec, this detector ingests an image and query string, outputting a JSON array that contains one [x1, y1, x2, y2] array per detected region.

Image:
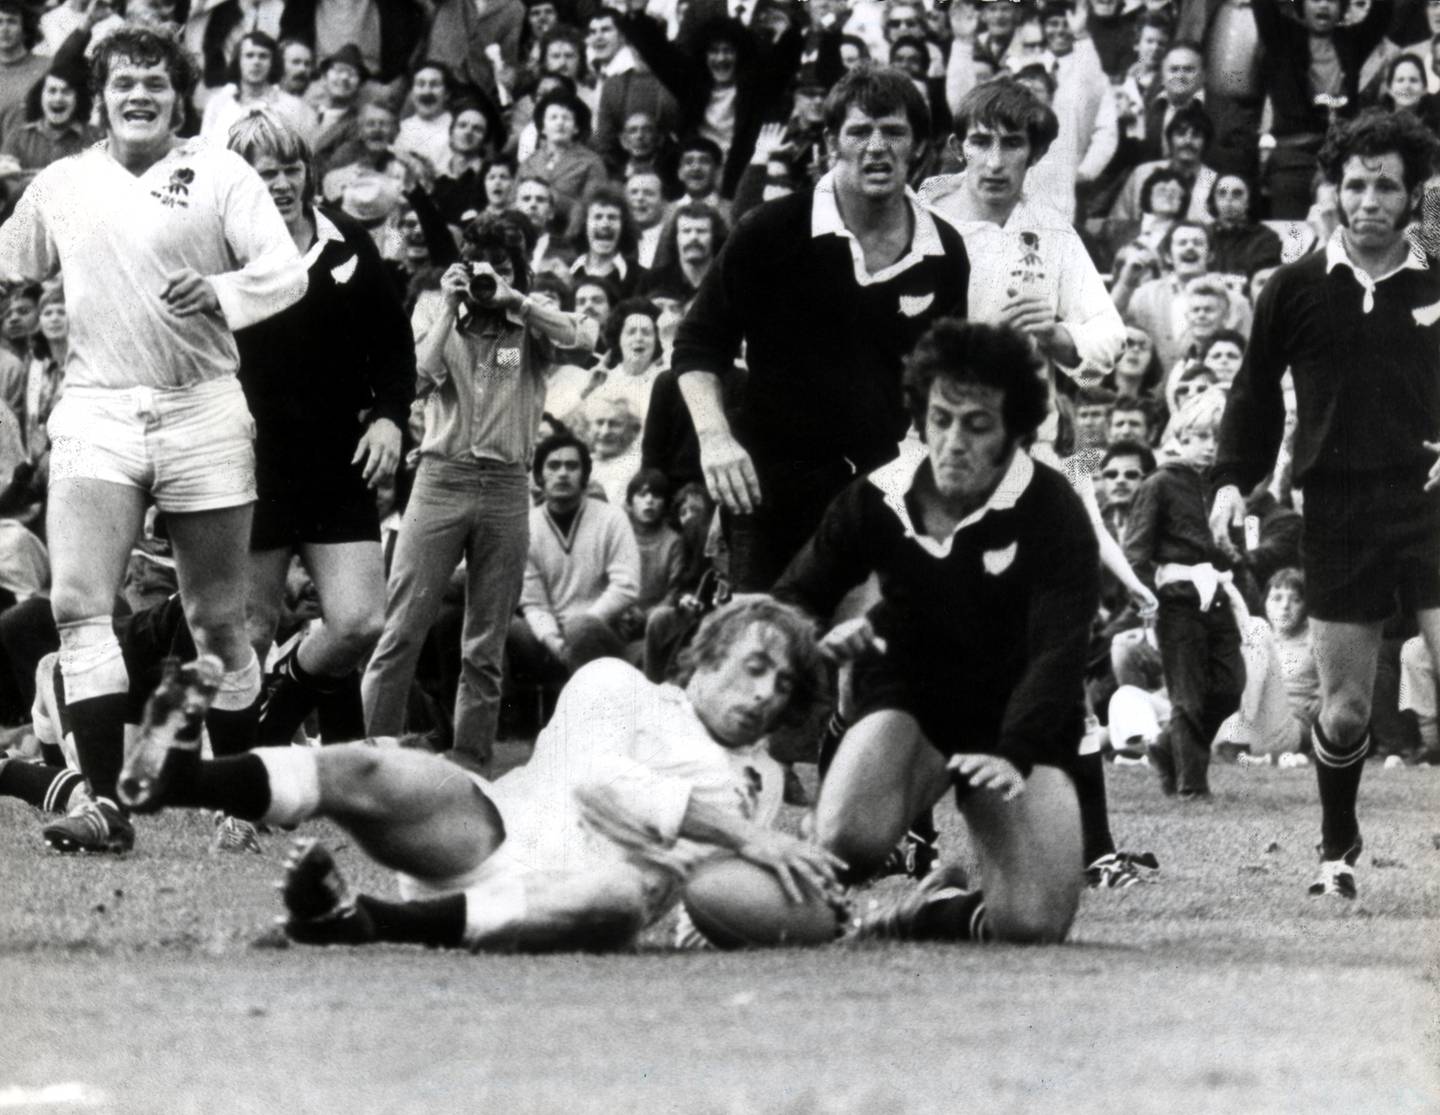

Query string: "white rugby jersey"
[[0, 137, 307, 390], [485, 658, 782, 877]]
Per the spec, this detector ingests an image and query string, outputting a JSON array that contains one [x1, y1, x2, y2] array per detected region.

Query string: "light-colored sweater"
[[522, 497, 640, 643]]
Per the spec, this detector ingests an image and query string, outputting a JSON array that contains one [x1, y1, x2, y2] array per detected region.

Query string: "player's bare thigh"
[[959, 765, 1083, 943], [815, 709, 950, 876], [314, 745, 504, 881]]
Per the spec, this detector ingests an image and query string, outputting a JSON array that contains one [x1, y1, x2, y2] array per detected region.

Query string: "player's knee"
[[815, 818, 893, 886], [328, 606, 385, 664], [986, 888, 1079, 945], [1321, 694, 1371, 742]]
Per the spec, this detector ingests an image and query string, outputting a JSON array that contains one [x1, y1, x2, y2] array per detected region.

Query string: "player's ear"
[[946, 132, 965, 170]]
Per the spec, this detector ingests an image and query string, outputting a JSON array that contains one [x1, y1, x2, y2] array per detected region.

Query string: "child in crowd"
[[1122, 390, 1244, 798], [1198, 328, 1245, 387], [624, 468, 683, 615]]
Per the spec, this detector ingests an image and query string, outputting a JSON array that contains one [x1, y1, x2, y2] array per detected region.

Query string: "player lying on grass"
[[774, 319, 1099, 943], [118, 598, 846, 952]]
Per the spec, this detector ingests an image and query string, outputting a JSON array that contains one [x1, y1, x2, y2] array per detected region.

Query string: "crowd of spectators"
[[1, 0, 1439, 841]]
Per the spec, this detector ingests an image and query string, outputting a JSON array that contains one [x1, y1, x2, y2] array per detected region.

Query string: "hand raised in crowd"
[[1424, 439, 1440, 492], [1067, 1, 1088, 38], [160, 269, 220, 317], [1208, 483, 1246, 562], [353, 417, 402, 489], [736, 827, 846, 903], [698, 427, 762, 514], [818, 616, 888, 663], [751, 122, 791, 165], [438, 262, 472, 311], [1114, 247, 1157, 288], [948, 753, 1026, 802]]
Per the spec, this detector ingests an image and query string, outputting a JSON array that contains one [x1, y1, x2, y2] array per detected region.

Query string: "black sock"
[[1073, 751, 1116, 866], [0, 761, 84, 812], [163, 753, 272, 820], [207, 695, 263, 758], [316, 674, 365, 743], [67, 691, 130, 807], [260, 650, 354, 746], [1313, 721, 1368, 861], [913, 889, 990, 942], [39, 742, 64, 767], [355, 893, 467, 948]]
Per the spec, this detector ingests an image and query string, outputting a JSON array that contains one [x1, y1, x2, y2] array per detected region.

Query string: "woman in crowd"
[[481, 155, 516, 213], [0, 56, 93, 213], [595, 296, 665, 425], [518, 89, 607, 220], [21, 284, 65, 479], [1207, 172, 1282, 281], [225, 110, 413, 823], [1379, 52, 1440, 136]]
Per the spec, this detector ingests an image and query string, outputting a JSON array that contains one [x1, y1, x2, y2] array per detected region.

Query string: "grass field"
[[2, 752, 1438, 1115]]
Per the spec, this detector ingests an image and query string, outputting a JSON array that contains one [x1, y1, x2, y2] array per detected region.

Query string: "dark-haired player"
[[1211, 109, 1440, 899], [118, 598, 841, 953], [776, 320, 1099, 942], [0, 27, 308, 854]]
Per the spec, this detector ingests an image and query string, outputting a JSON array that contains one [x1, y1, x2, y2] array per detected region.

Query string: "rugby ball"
[[682, 856, 844, 950]]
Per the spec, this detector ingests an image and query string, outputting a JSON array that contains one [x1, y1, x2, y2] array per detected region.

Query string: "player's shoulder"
[[728, 191, 812, 247], [569, 656, 651, 696], [168, 135, 261, 180]]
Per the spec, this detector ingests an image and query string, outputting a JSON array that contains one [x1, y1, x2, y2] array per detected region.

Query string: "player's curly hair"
[[673, 598, 825, 734], [903, 319, 1048, 442], [1319, 107, 1440, 194], [91, 26, 198, 133]]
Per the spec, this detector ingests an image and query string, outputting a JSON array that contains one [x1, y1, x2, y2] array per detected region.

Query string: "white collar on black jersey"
[[303, 208, 347, 268], [1325, 228, 1429, 313], [867, 434, 1036, 558], [811, 170, 947, 286]]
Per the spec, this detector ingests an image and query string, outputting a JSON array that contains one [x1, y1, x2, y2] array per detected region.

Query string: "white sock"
[[213, 650, 262, 712], [460, 874, 528, 950], [255, 747, 321, 827]]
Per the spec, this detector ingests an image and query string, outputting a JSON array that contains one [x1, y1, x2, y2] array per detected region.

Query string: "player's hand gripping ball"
[[682, 856, 846, 949]]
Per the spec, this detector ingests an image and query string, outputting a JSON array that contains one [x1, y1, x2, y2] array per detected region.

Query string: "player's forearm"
[[677, 370, 734, 439], [679, 795, 760, 854], [415, 304, 456, 384]]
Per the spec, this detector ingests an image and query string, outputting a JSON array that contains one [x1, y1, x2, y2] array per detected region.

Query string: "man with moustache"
[[1210, 110, 1440, 900], [639, 201, 724, 303], [672, 64, 969, 591], [394, 60, 455, 174]]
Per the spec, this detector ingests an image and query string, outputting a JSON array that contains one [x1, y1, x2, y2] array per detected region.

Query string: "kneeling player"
[[775, 320, 1098, 943], [119, 598, 842, 952]]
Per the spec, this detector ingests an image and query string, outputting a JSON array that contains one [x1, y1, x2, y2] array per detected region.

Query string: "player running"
[[117, 598, 844, 952]]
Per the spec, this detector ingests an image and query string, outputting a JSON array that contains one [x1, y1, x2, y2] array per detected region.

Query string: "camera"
[[468, 264, 497, 304]]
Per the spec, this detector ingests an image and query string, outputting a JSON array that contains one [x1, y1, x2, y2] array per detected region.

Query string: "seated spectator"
[[1379, 51, 1440, 136], [615, 467, 684, 661], [1089, 165, 1188, 271], [1070, 385, 1116, 452], [638, 201, 725, 303], [580, 394, 644, 507], [1198, 328, 1245, 387], [509, 432, 640, 688], [0, 53, 93, 211], [1166, 272, 1231, 374], [1105, 324, 1164, 402], [1206, 171, 1282, 282], [592, 296, 665, 424], [1109, 102, 1217, 223], [1107, 395, 1154, 448], [1216, 568, 1319, 759], [321, 98, 409, 205], [1097, 437, 1155, 541], [278, 38, 315, 97], [625, 167, 669, 268], [569, 184, 645, 298], [1115, 220, 1251, 374], [200, 32, 316, 146], [517, 89, 608, 222], [430, 105, 502, 224], [394, 60, 456, 174]]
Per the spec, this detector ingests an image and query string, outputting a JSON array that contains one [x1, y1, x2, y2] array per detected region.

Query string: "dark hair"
[[822, 62, 930, 145], [626, 467, 671, 503], [1319, 106, 1440, 194], [25, 64, 91, 126], [1139, 166, 1192, 214], [1200, 328, 1246, 360], [672, 597, 825, 733], [1265, 566, 1305, 599], [224, 30, 281, 85], [1164, 100, 1213, 146], [574, 272, 621, 310], [539, 25, 585, 69], [460, 211, 532, 294], [677, 133, 724, 164], [576, 182, 638, 257], [1158, 218, 1210, 258], [888, 34, 929, 63], [1206, 170, 1258, 221], [602, 296, 661, 367], [1075, 385, 1117, 409], [1134, 10, 1174, 40], [1101, 438, 1157, 475], [534, 88, 591, 143], [92, 27, 199, 133], [903, 319, 1049, 441], [952, 75, 1059, 164], [0, 0, 41, 52], [530, 270, 574, 311], [838, 33, 870, 59], [412, 58, 456, 94], [1382, 51, 1428, 96], [532, 431, 593, 487], [588, 6, 623, 30], [655, 201, 728, 271], [480, 154, 517, 204]]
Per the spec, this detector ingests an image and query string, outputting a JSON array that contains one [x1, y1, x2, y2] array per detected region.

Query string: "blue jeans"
[[361, 456, 530, 763]]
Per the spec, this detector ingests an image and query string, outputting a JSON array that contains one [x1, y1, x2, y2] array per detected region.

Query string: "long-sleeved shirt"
[[521, 497, 641, 644], [774, 443, 1099, 776], [0, 138, 308, 389], [235, 205, 413, 456], [1215, 231, 1440, 492], [1122, 459, 1227, 588], [672, 173, 969, 482]]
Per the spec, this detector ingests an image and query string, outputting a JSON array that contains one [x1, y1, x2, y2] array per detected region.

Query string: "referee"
[[1210, 110, 1440, 900]]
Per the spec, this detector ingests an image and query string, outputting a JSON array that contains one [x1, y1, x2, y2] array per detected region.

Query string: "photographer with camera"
[[362, 211, 599, 772]]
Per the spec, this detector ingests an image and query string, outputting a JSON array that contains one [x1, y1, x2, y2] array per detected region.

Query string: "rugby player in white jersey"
[[0, 27, 307, 854], [117, 598, 843, 952]]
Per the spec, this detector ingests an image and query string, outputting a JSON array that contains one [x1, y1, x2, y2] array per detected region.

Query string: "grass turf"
[[2, 753, 1438, 1114]]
